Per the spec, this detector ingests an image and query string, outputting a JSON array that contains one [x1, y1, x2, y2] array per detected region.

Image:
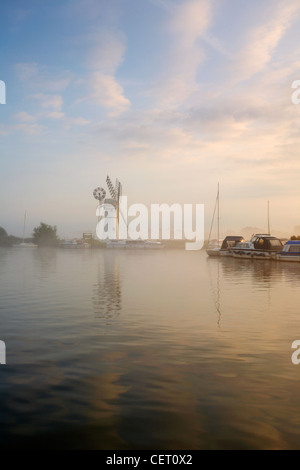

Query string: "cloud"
[[73, 30, 130, 116], [0, 124, 9, 136], [45, 111, 65, 120], [88, 72, 130, 116], [13, 122, 45, 135], [168, 0, 212, 46], [151, 0, 213, 107], [15, 62, 39, 81], [13, 111, 36, 123], [68, 117, 90, 126], [31, 93, 63, 110], [15, 62, 72, 92], [77, 29, 130, 116], [85, 30, 127, 73], [231, 1, 300, 82], [63, 117, 91, 129]]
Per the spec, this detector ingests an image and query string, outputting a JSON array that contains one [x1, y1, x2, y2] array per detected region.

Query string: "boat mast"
[[217, 182, 220, 243], [267, 200, 270, 234], [208, 183, 220, 243]]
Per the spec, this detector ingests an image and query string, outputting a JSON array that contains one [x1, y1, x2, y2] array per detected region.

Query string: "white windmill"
[[106, 175, 123, 238], [93, 176, 124, 241]]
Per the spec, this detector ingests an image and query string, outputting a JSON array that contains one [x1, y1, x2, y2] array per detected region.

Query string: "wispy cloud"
[[230, 0, 300, 82], [85, 30, 126, 73], [12, 122, 45, 135], [151, 0, 213, 107], [15, 62, 72, 92], [88, 72, 130, 116], [80, 30, 130, 116], [13, 111, 36, 123], [31, 93, 63, 110]]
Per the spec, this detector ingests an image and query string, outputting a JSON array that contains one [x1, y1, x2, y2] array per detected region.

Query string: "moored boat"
[[206, 236, 245, 257], [106, 239, 164, 249], [12, 210, 38, 248], [230, 241, 255, 258], [231, 234, 283, 260], [206, 239, 222, 256], [12, 242, 38, 248], [59, 239, 89, 249], [276, 240, 300, 262], [219, 236, 245, 256]]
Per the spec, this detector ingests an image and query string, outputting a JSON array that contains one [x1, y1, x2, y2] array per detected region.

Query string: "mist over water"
[[1, 247, 300, 449]]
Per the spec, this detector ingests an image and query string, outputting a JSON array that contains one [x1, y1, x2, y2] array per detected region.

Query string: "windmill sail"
[[106, 175, 117, 201]]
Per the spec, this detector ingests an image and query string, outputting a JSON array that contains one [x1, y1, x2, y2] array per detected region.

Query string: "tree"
[[32, 222, 59, 246], [0, 227, 9, 246], [0, 227, 7, 237]]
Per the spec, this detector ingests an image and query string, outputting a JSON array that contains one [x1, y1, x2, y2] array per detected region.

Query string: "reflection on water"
[[93, 252, 121, 321], [1, 248, 300, 449], [207, 257, 222, 328]]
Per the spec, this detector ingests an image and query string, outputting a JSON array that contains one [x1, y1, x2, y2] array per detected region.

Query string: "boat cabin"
[[281, 240, 300, 253], [250, 234, 283, 251], [220, 236, 245, 251], [234, 241, 254, 250]]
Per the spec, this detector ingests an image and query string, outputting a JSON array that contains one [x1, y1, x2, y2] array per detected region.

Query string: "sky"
[[1, 0, 300, 239]]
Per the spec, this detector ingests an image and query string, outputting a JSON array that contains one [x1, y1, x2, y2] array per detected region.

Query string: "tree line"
[[0, 223, 58, 247]]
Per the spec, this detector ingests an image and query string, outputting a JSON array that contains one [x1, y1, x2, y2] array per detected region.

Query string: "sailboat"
[[13, 211, 37, 248], [206, 183, 221, 256], [206, 184, 244, 257]]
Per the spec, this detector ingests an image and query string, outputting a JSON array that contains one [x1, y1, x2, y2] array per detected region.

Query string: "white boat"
[[105, 239, 164, 249], [12, 242, 38, 248], [105, 240, 127, 248], [206, 185, 244, 257], [276, 240, 300, 262], [59, 239, 89, 249], [230, 241, 255, 258], [206, 242, 222, 257], [219, 236, 245, 256], [12, 211, 38, 248], [231, 234, 283, 260]]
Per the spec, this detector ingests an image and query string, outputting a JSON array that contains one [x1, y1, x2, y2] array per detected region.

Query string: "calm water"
[[1, 246, 300, 449]]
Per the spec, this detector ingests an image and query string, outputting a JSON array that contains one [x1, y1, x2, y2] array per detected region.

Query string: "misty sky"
[[1, 0, 300, 239]]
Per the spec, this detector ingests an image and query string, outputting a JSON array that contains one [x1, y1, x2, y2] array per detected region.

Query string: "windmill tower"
[[106, 175, 122, 238]]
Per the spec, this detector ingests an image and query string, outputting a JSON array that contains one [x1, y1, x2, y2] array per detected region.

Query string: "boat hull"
[[231, 249, 277, 260], [12, 243, 38, 248], [276, 254, 300, 262], [206, 248, 221, 256], [106, 240, 164, 249], [219, 250, 233, 257]]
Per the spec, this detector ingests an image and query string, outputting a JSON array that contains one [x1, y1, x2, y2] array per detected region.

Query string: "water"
[[1, 247, 300, 449]]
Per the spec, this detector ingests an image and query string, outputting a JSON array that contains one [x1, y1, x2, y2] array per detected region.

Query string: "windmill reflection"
[[93, 252, 121, 320]]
